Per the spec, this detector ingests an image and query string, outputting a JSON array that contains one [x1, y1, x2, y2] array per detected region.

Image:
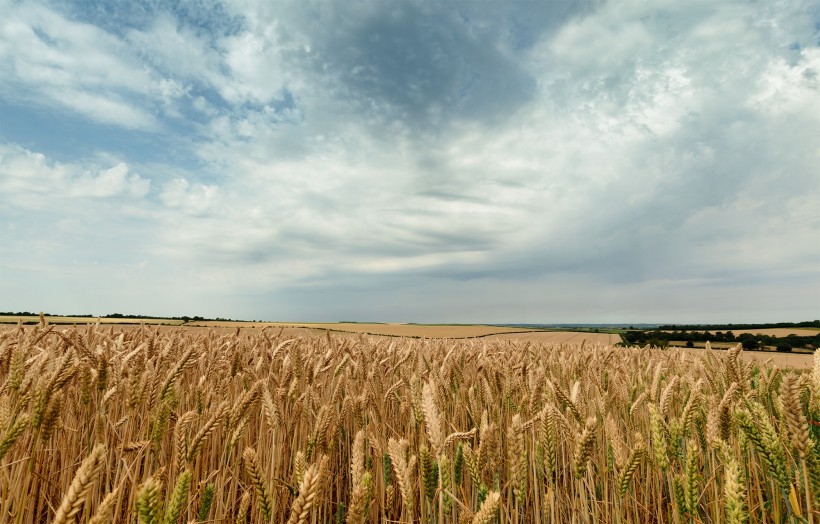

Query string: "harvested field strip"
[[1, 323, 818, 522], [487, 330, 622, 345]]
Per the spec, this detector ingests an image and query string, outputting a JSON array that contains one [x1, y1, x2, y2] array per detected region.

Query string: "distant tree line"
[[0, 312, 244, 323], [658, 320, 820, 330], [620, 329, 820, 352]]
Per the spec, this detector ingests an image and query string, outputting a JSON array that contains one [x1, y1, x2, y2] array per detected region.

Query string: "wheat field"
[[186, 322, 544, 339], [1, 322, 819, 523]]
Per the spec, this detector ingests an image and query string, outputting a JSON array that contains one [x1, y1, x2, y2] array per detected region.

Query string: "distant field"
[[187, 321, 541, 338], [16, 321, 618, 344], [667, 341, 814, 368], [0, 315, 185, 326], [675, 346, 815, 369], [745, 351, 813, 369], [486, 330, 621, 345], [184, 321, 625, 343]]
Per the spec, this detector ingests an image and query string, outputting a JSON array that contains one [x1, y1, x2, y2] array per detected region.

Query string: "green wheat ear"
[[197, 483, 215, 522], [382, 453, 393, 485], [136, 478, 162, 524], [335, 502, 345, 524], [163, 470, 191, 524], [0, 414, 29, 461]]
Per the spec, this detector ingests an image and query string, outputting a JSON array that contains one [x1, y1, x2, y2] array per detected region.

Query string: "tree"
[[740, 337, 759, 351], [775, 342, 792, 353]]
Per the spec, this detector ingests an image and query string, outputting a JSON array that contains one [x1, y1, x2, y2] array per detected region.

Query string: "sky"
[[0, 0, 819, 324]]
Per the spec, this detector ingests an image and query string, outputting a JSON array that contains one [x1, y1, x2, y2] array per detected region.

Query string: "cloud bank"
[[1, 0, 818, 322]]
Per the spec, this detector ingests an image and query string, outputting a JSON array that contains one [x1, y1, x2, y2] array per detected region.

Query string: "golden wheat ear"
[[87, 486, 121, 524], [287, 455, 327, 524], [52, 444, 107, 524], [471, 491, 501, 524], [242, 447, 274, 522]]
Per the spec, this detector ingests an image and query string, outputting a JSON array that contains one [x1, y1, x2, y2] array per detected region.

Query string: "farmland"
[[1, 322, 819, 523], [6, 318, 621, 344], [484, 330, 621, 345], [186, 321, 622, 343], [186, 321, 541, 338], [0, 315, 185, 326]]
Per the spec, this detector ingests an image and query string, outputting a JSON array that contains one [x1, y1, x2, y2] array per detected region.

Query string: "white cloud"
[[750, 47, 820, 117], [123, 8, 295, 107], [0, 143, 151, 208], [69, 162, 150, 198], [0, 1, 167, 129], [159, 178, 218, 214], [126, 14, 216, 80], [218, 27, 288, 105]]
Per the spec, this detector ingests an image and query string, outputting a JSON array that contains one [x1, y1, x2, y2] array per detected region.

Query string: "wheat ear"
[[422, 382, 444, 452], [187, 401, 229, 461], [346, 471, 372, 524], [617, 434, 646, 495], [350, 429, 365, 487], [348, 429, 372, 522], [508, 414, 526, 498], [724, 459, 747, 524], [52, 444, 107, 524], [471, 491, 501, 524], [163, 469, 192, 524], [443, 428, 477, 450], [781, 373, 811, 457], [158, 345, 197, 405], [0, 414, 29, 461], [242, 447, 273, 521], [573, 417, 596, 477], [136, 478, 163, 524], [287, 456, 327, 524], [387, 438, 416, 520], [235, 490, 251, 524], [87, 486, 120, 524]]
